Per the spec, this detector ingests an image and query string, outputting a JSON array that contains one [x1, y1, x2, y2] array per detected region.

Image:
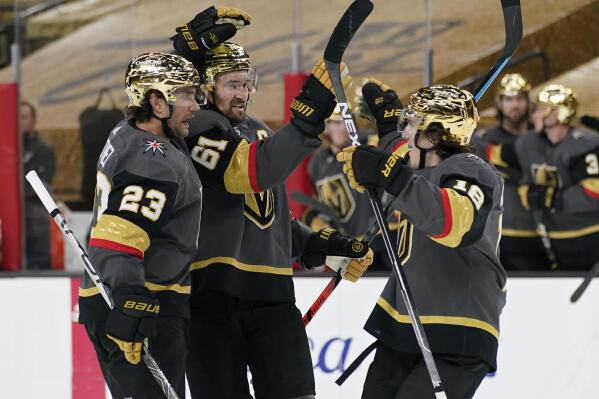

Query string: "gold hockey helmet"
[[202, 42, 257, 93], [536, 84, 578, 124], [125, 52, 201, 108], [497, 73, 531, 97], [402, 84, 479, 145]]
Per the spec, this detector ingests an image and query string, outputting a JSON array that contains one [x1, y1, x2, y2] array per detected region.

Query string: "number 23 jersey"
[[79, 118, 203, 322]]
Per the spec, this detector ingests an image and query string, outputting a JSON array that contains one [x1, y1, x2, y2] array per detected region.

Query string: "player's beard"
[[224, 99, 247, 123], [503, 109, 528, 128]]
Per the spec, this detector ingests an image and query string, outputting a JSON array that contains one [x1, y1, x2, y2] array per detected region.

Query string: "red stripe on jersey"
[[88, 238, 144, 260], [392, 139, 408, 153], [485, 144, 492, 161], [248, 141, 261, 192], [583, 187, 599, 199], [430, 188, 453, 239]]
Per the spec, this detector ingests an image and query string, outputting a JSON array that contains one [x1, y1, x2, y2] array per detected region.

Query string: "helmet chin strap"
[[151, 104, 175, 138], [414, 131, 436, 169]]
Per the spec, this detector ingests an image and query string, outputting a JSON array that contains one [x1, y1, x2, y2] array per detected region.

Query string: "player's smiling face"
[[169, 87, 201, 138], [212, 70, 252, 123]]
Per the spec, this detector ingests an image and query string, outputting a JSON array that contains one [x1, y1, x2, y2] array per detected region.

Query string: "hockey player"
[[472, 73, 548, 270], [337, 81, 506, 399], [78, 52, 203, 398], [516, 84, 599, 270], [171, 17, 374, 397]]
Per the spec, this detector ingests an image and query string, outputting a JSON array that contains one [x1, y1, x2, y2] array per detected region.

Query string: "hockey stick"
[[473, 0, 523, 102], [26, 171, 180, 399], [323, 1, 448, 396], [570, 261, 599, 303], [530, 209, 559, 270], [291, 191, 342, 220], [303, 202, 394, 326]]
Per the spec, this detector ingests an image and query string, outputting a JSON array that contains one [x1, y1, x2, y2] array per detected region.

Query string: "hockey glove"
[[301, 228, 373, 282], [105, 287, 159, 365], [171, 6, 252, 68], [290, 59, 352, 138], [355, 78, 403, 138], [337, 146, 412, 196], [518, 184, 557, 210]]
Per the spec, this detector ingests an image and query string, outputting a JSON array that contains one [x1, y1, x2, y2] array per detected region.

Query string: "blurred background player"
[[472, 73, 549, 270], [78, 52, 203, 398], [21, 101, 55, 270], [338, 82, 506, 399], [171, 10, 373, 398], [516, 84, 599, 271]]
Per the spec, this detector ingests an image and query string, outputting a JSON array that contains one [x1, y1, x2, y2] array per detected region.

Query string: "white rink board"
[[0, 276, 597, 398]]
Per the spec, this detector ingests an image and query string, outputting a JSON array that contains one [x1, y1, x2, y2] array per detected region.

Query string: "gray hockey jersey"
[[185, 109, 321, 302], [515, 128, 599, 256], [79, 118, 203, 322], [366, 134, 507, 370]]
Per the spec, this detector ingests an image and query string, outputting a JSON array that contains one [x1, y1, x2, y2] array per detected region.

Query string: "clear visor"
[[213, 68, 258, 95], [171, 86, 206, 107]]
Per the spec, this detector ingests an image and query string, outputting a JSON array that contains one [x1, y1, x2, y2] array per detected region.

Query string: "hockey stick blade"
[[323, 0, 373, 63], [570, 262, 599, 303], [473, 0, 522, 102]]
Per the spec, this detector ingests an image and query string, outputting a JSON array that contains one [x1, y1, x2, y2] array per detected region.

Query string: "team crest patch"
[[143, 139, 167, 156]]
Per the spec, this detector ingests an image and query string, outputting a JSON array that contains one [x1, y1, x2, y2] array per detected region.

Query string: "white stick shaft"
[[25, 170, 59, 214]]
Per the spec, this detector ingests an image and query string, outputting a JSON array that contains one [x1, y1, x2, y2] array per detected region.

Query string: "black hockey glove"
[[171, 6, 252, 68], [518, 184, 557, 210], [355, 78, 403, 138], [290, 59, 352, 139], [301, 228, 373, 282], [105, 287, 159, 365], [336, 145, 412, 196]]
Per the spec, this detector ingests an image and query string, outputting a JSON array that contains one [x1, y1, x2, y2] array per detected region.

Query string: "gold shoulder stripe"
[[190, 256, 293, 276], [223, 139, 255, 194], [581, 178, 599, 198], [429, 188, 474, 248], [377, 297, 499, 340], [486, 144, 508, 168], [79, 286, 100, 297], [144, 282, 191, 294], [90, 214, 150, 253]]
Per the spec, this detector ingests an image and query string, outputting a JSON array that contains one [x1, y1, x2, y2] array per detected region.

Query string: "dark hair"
[[21, 101, 37, 121], [422, 122, 474, 159], [126, 90, 164, 123]]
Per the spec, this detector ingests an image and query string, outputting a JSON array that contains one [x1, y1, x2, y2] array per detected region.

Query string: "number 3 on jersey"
[[191, 136, 228, 170]]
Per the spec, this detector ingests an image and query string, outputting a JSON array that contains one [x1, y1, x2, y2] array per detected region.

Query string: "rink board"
[[0, 276, 597, 399]]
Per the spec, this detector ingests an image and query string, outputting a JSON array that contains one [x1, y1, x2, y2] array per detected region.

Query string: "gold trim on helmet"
[[125, 52, 201, 108], [498, 73, 531, 97], [537, 84, 578, 124], [401, 84, 479, 146], [202, 42, 257, 93]]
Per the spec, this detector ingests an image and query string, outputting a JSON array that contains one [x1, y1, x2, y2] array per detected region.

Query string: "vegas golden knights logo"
[[315, 174, 356, 222], [244, 189, 275, 229], [396, 215, 413, 265], [531, 163, 560, 188]]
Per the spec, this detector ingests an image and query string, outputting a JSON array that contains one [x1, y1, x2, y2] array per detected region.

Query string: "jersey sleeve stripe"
[[429, 188, 475, 248], [581, 178, 599, 199], [88, 238, 144, 260], [485, 144, 507, 168], [248, 140, 261, 192], [89, 214, 150, 255], [223, 139, 261, 193], [430, 188, 453, 239], [391, 139, 409, 158]]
